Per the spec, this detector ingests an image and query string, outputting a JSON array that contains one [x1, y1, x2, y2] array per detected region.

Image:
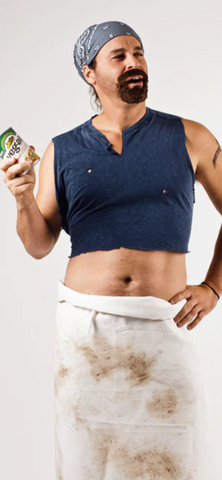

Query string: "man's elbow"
[[25, 244, 54, 260]]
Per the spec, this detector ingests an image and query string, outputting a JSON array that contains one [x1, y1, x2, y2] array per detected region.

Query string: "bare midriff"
[[63, 248, 187, 301]]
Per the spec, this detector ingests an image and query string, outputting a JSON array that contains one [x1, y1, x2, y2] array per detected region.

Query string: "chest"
[[63, 138, 195, 212], [101, 131, 123, 155], [99, 130, 197, 174]]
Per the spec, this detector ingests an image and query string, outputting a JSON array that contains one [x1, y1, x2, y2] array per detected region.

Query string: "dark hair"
[[87, 56, 103, 113]]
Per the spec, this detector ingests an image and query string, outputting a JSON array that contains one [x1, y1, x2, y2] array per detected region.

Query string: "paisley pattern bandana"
[[73, 21, 143, 84]]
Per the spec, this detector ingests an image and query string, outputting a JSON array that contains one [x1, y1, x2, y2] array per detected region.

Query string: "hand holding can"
[[0, 128, 40, 176], [0, 128, 40, 206]]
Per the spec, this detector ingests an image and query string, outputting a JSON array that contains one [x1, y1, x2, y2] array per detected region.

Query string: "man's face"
[[86, 35, 149, 105]]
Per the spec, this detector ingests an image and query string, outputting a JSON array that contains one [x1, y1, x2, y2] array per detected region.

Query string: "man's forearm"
[[203, 223, 222, 296], [16, 195, 55, 259]]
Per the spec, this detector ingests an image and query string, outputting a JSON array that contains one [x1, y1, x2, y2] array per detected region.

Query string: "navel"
[[124, 276, 132, 283]]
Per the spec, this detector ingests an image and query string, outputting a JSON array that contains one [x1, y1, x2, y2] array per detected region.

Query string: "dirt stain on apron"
[[74, 335, 157, 387]]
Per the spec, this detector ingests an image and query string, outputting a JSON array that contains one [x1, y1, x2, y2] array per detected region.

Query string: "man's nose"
[[124, 53, 141, 69]]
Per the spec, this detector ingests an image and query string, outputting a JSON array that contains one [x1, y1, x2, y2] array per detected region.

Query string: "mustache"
[[117, 69, 148, 86]]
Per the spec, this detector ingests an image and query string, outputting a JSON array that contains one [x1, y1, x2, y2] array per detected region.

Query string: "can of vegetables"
[[0, 127, 40, 176]]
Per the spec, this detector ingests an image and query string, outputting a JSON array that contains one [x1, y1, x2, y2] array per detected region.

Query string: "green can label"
[[0, 127, 40, 176], [0, 128, 19, 160]]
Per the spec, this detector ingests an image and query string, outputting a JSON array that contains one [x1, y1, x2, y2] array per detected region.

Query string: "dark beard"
[[116, 68, 149, 104]]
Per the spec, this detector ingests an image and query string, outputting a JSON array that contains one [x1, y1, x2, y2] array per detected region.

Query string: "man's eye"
[[113, 53, 143, 59]]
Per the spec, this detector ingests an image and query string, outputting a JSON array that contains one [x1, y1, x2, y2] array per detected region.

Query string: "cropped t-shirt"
[[52, 107, 195, 258]]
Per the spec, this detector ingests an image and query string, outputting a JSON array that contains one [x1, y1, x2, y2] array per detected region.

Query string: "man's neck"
[[92, 104, 147, 134]]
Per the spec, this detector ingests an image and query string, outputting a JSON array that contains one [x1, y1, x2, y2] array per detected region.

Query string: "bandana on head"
[[73, 21, 144, 84]]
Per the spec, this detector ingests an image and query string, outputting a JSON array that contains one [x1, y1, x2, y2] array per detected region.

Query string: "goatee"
[[117, 68, 149, 104]]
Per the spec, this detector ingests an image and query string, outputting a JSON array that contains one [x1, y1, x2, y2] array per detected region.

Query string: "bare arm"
[[1, 141, 62, 259], [182, 119, 222, 294], [192, 125, 222, 296], [16, 195, 55, 259], [204, 223, 222, 297], [169, 120, 222, 330]]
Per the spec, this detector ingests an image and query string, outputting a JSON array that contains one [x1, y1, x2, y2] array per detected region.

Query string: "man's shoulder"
[[149, 107, 182, 122], [148, 111, 215, 144], [181, 117, 216, 145]]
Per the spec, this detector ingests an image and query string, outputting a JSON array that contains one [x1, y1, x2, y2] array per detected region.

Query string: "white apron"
[[54, 279, 211, 480]]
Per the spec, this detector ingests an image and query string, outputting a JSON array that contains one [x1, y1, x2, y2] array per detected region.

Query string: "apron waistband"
[[57, 279, 186, 321]]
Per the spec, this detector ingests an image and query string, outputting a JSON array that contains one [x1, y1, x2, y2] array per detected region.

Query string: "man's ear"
[[82, 65, 96, 86]]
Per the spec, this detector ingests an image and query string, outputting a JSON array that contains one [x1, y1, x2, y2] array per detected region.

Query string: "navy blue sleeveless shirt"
[[52, 107, 195, 258]]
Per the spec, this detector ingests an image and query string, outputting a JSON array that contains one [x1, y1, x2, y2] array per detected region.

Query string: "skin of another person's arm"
[[170, 119, 222, 330]]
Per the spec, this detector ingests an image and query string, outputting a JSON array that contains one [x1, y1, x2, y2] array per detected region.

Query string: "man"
[[1, 20, 221, 480]]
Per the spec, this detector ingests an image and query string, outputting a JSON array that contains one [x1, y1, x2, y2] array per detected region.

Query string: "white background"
[[0, 0, 222, 478]]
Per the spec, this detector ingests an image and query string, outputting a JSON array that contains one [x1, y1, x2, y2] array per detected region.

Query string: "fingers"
[[0, 153, 36, 205], [0, 156, 18, 173], [3, 160, 32, 181], [171, 283, 219, 331], [0, 146, 35, 173], [169, 285, 192, 304], [186, 311, 205, 330], [174, 302, 201, 327]]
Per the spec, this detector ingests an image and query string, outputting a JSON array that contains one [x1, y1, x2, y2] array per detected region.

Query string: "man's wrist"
[[16, 194, 36, 212], [201, 281, 221, 300]]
